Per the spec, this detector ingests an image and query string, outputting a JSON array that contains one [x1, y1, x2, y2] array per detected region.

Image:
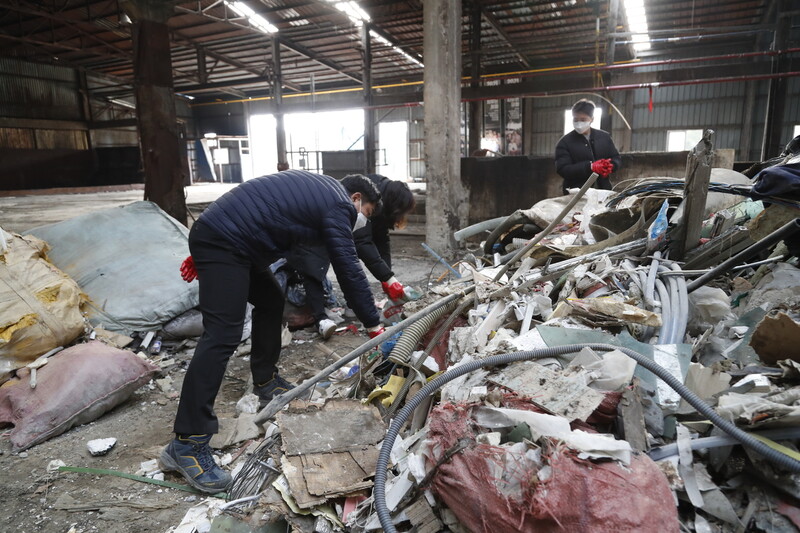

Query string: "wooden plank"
[[301, 447, 377, 497], [405, 498, 443, 533], [280, 455, 327, 510], [277, 399, 385, 456], [674, 129, 714, 259], [618, 379, 649, 452]]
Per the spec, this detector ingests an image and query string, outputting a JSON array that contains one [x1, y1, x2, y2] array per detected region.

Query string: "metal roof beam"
[[5, 0, 131, 61], [174, 4, 362, 83], [476, 1, 531, 68]]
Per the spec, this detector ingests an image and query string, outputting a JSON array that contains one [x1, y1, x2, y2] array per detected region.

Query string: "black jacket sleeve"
[[321, 204, 380, 328], [555, 134, 592, 182], [353, 220, 394, 282]]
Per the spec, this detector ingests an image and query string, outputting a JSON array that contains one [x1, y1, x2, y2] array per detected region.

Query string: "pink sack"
[[0, 341, 159, 451]]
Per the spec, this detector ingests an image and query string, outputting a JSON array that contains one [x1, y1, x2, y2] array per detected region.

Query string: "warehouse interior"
[[2, 1, 800, 532]]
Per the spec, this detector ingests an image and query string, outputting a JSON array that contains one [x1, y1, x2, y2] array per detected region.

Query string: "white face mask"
[[353, 212, 368, 232], [352, 199, 368, 232], [574, 121, 591, 134]]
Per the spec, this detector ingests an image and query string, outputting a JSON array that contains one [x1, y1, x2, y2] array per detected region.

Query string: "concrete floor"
[[0, 183, 236, 234]]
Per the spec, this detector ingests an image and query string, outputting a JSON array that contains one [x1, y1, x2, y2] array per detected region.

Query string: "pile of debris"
[[189, 133, 800, 532], [5, 132, 800, 533]]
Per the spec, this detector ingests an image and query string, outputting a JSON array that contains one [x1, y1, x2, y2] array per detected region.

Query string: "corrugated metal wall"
[[0, 58, 82, 121], [524, 75, 800, 162]]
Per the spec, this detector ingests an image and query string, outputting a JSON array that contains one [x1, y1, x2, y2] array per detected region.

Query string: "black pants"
[[173, 220, 285, 435], [302, 276, 328, 323]]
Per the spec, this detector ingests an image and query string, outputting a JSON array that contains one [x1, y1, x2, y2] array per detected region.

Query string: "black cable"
[[373, 343, 800, 533]]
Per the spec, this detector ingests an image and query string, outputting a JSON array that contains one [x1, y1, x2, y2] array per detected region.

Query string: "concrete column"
[[362, 25, 376, 174], [424, 0, 466, 252], [467, 3, 482, 156], [125, 0, 187, 225], [272, 37, 287, 170]]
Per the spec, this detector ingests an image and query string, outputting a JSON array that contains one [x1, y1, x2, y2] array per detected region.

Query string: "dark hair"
[[381, 180, 415, 228], [572, 99, 595, 117], [341, 174, 382, 206]]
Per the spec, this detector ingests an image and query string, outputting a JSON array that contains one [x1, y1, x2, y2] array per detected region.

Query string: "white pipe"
[[654, 279, 671, 344], [453, 216, 507, 242]]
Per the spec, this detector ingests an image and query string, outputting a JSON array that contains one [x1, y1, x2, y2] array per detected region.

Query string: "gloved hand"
[[590, 159, 614, 177], [180, 256, 197, 282], [381, 276, 405, 301], [367, 325, 385, 339]]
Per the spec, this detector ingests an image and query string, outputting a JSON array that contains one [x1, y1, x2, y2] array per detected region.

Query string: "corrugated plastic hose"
[[254, 288, 475, 424], [386, 297, 474, 417], [387, 300, 461, 365], [374, 343, 800, 533]]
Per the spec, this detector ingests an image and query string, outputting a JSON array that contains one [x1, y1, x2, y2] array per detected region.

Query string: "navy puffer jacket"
[[199, 170, 380, 328]]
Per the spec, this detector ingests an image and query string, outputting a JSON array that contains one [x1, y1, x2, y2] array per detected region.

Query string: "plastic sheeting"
[[29, 202, 199, 334], [424, 403, 679, 533]]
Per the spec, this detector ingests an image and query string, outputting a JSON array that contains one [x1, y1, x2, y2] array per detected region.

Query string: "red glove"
[[590, 159, 613, 177], [381, 276, 405, 300], [367, 326, 385, 339], [180, 256, 197, 282]]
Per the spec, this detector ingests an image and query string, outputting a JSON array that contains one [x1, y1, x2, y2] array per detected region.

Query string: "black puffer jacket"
[[199, 170, 380, 327], [353, 174, 394, 282], [555, 128, 622, 192]]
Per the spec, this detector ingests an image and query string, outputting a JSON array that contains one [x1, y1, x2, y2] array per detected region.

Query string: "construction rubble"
[[4, 134, 800, 532]]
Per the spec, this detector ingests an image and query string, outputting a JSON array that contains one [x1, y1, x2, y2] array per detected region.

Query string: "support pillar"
[[424, 0, 465, 253], [272, 38, 288, 171], [362, 25, 376, 175], [761, 1, 791, 159], [522, 97, 535, 155], [739, 81, 757, 160], [467, 2, 482, 156], [125, 0, 187, 225], [600, 0, 619, 134]]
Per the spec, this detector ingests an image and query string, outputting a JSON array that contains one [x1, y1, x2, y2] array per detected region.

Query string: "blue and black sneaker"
[[253, 373, 295, 409], [159, 434, 232, 494]]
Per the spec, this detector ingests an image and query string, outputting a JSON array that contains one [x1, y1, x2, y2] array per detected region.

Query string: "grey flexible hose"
[[373, 343, 800, 533], [254, 287, 475, 424], [387, 300, 460, 365], [483, 211, 530, 255]]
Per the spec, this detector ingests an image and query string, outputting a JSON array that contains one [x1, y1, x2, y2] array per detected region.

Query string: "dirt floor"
[[0, 236, 443, 533]]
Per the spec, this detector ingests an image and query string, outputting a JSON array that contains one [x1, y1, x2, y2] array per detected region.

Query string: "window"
[[563, 108, 602, 135], [794, 125, 800, 138], [667, 129, 703, 151]]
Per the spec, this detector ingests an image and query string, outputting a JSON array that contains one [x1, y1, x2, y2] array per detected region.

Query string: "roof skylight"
[[623, 0, 651, 51], [224, 1, 278, 34]]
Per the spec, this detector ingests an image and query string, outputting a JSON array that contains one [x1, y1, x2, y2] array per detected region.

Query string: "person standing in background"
[[555, 99, 622, 195]]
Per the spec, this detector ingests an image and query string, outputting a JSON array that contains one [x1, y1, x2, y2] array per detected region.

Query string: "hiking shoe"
[[158, 434, 231, 494], [318, 318, 337, 340], [254, 373, 295, 408]]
